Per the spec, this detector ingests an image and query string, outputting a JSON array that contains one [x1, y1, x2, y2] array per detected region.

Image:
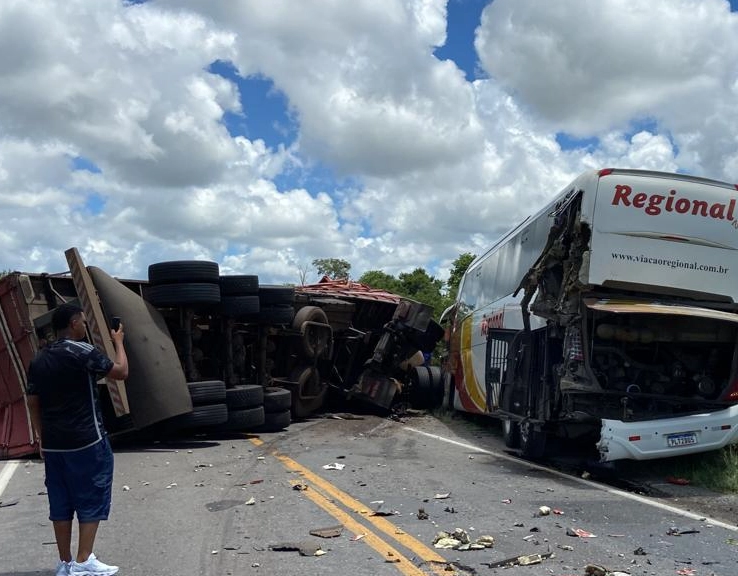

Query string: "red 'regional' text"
[[480, 309, 504, 336], [611, 184, 736, 221]]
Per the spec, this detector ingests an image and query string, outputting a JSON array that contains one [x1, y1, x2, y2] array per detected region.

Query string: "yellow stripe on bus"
[[459, 316, 485, 411]]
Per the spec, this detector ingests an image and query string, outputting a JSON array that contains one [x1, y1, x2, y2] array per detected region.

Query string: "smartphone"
[[111, 316, 121, 331]]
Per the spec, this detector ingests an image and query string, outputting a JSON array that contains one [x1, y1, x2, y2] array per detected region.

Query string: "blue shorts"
[[44, 437, 114, 522]]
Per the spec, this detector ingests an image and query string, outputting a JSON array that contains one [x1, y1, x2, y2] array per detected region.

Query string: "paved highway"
[[2, 413, 737, 575]]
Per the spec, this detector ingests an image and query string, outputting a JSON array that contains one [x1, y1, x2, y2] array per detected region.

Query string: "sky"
[[2, 0, 738, 286]]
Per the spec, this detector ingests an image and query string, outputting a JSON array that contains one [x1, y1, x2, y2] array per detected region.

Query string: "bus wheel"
[[502, 419, 520, 448], [519, 421, 546, 459], [442, 372, 455, 410]]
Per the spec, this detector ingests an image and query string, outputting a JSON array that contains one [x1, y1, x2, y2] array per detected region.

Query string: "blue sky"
[[3, 0, 738, 284]]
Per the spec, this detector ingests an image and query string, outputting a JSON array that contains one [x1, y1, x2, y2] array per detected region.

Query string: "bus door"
[[485, 328, 516, 413], [499, 326, 562, 421]]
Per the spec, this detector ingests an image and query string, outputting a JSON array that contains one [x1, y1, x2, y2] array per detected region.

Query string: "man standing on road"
[[27, 304, 128, 576]]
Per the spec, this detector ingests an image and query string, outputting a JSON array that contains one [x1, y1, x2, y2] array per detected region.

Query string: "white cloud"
[[475, 0, 738, 179], [1, 0, 736, 289]]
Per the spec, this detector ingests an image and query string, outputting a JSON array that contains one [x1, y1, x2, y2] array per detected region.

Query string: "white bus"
[[443, 168, 738, 461]]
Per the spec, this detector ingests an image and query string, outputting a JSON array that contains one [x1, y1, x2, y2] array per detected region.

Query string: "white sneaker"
[[69, 553, 118, 576], [55, 560, 70, 576]]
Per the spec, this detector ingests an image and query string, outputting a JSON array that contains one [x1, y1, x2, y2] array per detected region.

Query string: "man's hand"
[[110, 322, 125, 345], [35, 436, 44, 460], [108, 323, 129, 380]]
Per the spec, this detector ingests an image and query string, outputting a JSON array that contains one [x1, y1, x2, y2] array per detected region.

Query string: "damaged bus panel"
[[443, 168, 738, 461]]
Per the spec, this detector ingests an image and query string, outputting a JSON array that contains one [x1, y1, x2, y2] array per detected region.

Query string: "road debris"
[[292, 483, 309, 491], [432, 529, 494, 550], [633, 546, 647, 555], [667, 527, 700, 536], [417, 508, 429, 520], [434, 492, 451, 499], [666, 476, 691, 486], [205, 499, 245, 512], [567, 527, 597, 538], [245, 497, 256, 505], [0, 498, 19, 508], [350, 533, 366, 541], [269, 541, 322, 556], [121, 485, 130, 492], [326, 412, 365, 420], [444, 506, 456, 513], [309, 525, 343, 538], [482, 549, 554, 568], [322, 463, 346, 471], [538, 505, 551, 516]]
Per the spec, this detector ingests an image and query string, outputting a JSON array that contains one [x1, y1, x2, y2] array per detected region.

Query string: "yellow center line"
[[288, 477, 427, 576], [250, 438, 449, 575]]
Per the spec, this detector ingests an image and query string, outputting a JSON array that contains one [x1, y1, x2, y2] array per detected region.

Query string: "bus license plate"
[[667, 432, 697, 447]]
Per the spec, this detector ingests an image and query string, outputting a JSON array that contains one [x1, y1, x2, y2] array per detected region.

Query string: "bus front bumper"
[[597, 404, 738, 462]]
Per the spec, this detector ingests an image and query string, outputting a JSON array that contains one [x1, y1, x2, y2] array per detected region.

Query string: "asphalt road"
[[2, 412, 737, 576]]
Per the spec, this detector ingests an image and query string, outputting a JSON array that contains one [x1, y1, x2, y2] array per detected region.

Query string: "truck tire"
[[188, 380, 226, 405], [410, 365, 443, 408], [224, 406, 265, 431], [254, 409, 291, 432], [148, 261, 220, 285], [226, 384, 264, 409], [263, 387, 291, 413], [221, 295, 260, 317], [146, 283, 221, 307], [259, 285, 295, 306], [258, 306, 294, 325], [292, 306, 329, 329], [220, 275, 259, 296], [293, 306, 331, 358], [290, 366, 327, 420], [169, 404, 228, 429]]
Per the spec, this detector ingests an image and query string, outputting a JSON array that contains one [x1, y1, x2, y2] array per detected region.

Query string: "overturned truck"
[[444, 168, 738, 461], [1, 250, 444, 459]]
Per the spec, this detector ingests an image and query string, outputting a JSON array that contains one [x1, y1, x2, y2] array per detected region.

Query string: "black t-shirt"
[[27, 339, 114, 451]]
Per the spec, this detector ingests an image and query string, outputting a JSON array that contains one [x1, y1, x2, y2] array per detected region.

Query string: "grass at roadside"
[[617, 444, 738, 494], [659, 445, 738, 493]]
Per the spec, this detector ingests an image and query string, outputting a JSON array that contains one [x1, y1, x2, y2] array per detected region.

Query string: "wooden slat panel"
[[65, 248, 130, 416]]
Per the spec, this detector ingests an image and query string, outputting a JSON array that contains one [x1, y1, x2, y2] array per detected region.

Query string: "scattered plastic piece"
[[567, 527, 597, 538], [309, 525, 343, 538], [666, 476, 691, 486]]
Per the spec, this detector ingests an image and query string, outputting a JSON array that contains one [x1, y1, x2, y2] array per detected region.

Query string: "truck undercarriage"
[[0, 252, 445, 459]]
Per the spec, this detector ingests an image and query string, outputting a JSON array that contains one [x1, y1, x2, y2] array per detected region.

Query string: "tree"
[[398, 268, 448, 318], [357, 270, 401, 293], [447, 252, 476, 299], [296, 262, 311, 286], [312, 258, 351, 280]]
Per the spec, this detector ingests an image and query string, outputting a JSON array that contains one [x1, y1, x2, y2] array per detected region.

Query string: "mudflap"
[[88, 267, 192, 431]]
